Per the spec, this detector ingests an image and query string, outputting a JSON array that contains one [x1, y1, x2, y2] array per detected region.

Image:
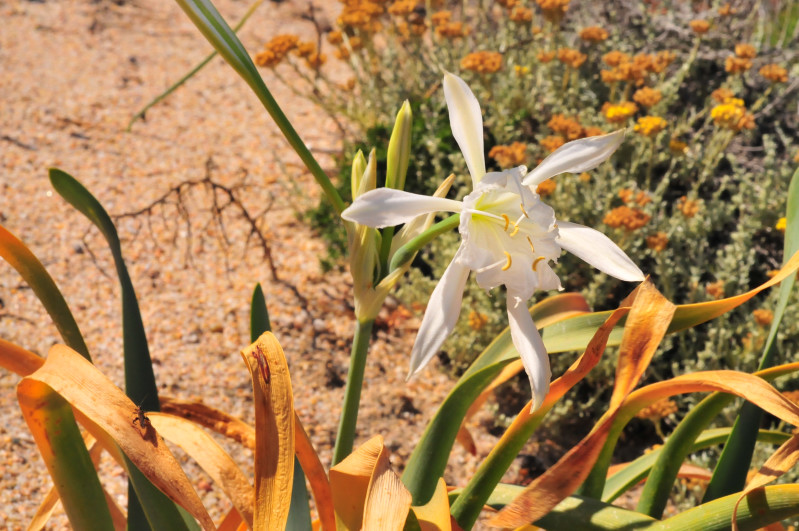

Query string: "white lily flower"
[[342, 72, 645, 411]]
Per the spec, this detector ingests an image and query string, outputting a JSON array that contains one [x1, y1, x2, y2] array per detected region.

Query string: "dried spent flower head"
[[706, 280, 725, 299], [468, 310, 488, 331], [461, 51, 503, 73], [726, 56, 752, 74], [536, 179, 557, 196], [537, 50, 556, 63], [689, 19, 710, 34], [633, 87, 662, 107], [579, 26, 609, 42], [602, 101, 638, 124], [539, 135, 566, 153], [634, 116, 668, 138], [636, 398, 678, 420], [753, 309, 774, 327], [510, 6, 534, 23], [777, 217, 787, 233], [536, 0, 570, 23], [711, 87, 735, 103], [557, 48, 587, 69], [488, 142, 527, 168], [760, 64, 788, 83], [604, 205, 651, 231], [669, 138, 688, 156], [735, 43, 757, 59], [646, 231, 668, 252], [677, 196, 700, 218]]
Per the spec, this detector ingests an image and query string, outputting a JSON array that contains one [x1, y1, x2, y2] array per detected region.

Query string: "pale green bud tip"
[[350, 150, 367, 200], [385, 100, 413, 191]]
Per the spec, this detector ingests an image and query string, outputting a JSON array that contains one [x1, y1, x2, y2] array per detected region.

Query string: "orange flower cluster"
[[604, 206, 651, 231], [636, 398, 678, 420], [557, 48, 587, 68], [536, 179, 557, 196], [461, 51, 503, 73], [619, 188, 651, 206], [510, 6, 533, 23], [634, 116, 667, 138], [602, 101, 638, 124], [725, 45, 756, 75], [338, 0, 384, 31], [753, 309, 774, 327], [537, 50, 556, 63], [706, 280, 724, 299], [760, 64, 788, 83], [548, 114, 584, 140], [711, 98, 754, 131], [388, 0, 418, 16], [646, 231, 668, 252], [689, 19, 710, 34], [488, 142, 527, 168], [536, 0, 570, 23], [719, 3, 737, 15], [432, 11, 469, 38], [735, 43, 757, 59], [633, 87, 662, 107], [540, 135, 566, 153], [579, 26, 608, 42], [711, 87, 734, 103], [601, 51, 675, 85], [677, 196, 700, 218], [254, 34, 300, 68], [468, 310, 488, 330]]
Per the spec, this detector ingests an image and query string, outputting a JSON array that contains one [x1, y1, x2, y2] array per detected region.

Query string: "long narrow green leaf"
[[0, 225, 112, 529], [172, 0, 345, 214], [603, 428, 789, 503], [49, 169, 194, 531], [250, 284, 311, 530], [703, 167, 799, 502]]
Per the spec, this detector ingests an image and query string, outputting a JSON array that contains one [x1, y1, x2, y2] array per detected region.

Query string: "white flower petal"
[[408, 250, 470, 378], [556, 221, 645, 282], [341, 188, 462, 228], [522, 130, 625, 187], [506, 292, 551, 412], [444, 72, 486, 186]]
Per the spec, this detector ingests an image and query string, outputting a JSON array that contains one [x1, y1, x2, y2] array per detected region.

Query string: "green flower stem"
[[332, 318, 375, 465], [174, 0, 345, 214], [389, 214, 460, 273], [379, 226, 396, 281], [127, 0, 263, 131]]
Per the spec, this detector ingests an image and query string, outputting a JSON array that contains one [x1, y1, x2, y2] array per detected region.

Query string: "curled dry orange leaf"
[[16, 345, 215, 530], [411, 478, 453, 531], [330, 435, 412, 530], [241, 332, 295, 531], [490, 280, 673, 528]]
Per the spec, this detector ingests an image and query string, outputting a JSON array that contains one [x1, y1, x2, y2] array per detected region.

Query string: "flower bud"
[[350, 150, 367, 199], [385, 100, 413, 190]]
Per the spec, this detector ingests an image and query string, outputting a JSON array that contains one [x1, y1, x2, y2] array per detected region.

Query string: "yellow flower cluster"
[[461, 51, 503, 74], [753, 309, 774, 327], [710, 97, 754, 131], [254, 34, 300, 68], [604, 206, 651, 231], [689, 19, 710, 34], [536, 0, 570, 23], [579, 26, 608, 43], [338, 0, 385, 32], [600, 51, 675, 85], [536, 179, 557, 196], [646, 231, 668, 252], [634, 116, 667, 138], [636, 398, 678, 420], [777, 217, 787, 233], [488, 142, 527, 168], [633, 87, 662, 107], [557, 48, 587, 68], [677, 196, 700, 218], [602, 101, 638, 124], [760, 64, 788, 83]]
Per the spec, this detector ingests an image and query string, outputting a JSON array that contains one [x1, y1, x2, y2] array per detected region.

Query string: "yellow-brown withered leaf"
[[241, 332, 295, 531], [362, 444, 412, 530], [411, 478, 452, 531]]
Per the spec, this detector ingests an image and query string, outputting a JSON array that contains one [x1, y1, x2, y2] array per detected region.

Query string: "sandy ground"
[[0, 0, 511, 527]]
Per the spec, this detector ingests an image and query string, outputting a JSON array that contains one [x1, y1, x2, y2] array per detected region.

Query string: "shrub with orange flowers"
[[689, 19, 710, 34], [557, 48, 587, 69], [488, 142, 527, 168], [579, 26, 609, 43], [646, 232, 669, 252], [633, 87, 662, 107], [460, 51, 503, 73], [760, 64, 788, 83], [604, 206, 651, 231]]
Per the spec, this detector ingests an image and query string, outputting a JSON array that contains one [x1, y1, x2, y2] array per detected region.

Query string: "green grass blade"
[[250, 283, 311, 530], [603, 428, 789, 503], [49, 169, 195, 531], [127, 0, 263, 131], [172, 0, 345, 214], [702, 167, 799, 502]]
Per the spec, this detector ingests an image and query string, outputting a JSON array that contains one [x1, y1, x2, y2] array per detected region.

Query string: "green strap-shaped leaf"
[[603, 428, 789, 503], [0, 225, 112, 530], [172, 0, 345, 215], [250, 284, 312, 530], [703, 166, 799, 502], [49, 169, 194, 531]]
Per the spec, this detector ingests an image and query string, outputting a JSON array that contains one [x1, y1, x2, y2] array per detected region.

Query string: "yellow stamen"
[[501, 252, 512, 271], [520, 203, 529, 218], [501, 214, 510, 231], [526, 236, 535, 253], [509, 224, 520, 237], [532, 256, 546, 271]]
